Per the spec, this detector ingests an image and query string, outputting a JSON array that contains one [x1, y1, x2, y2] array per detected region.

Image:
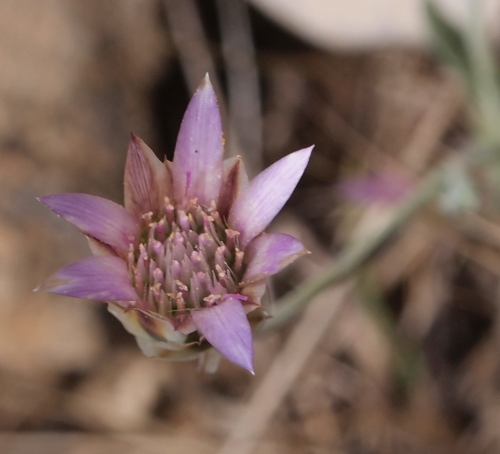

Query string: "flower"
[[38, 75, 313, 373], [337, 170, 413, 206]]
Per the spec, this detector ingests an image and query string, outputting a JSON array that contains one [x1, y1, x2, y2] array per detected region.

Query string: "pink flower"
[[337, 170, 413, 206], [38, 75, 312, 373]]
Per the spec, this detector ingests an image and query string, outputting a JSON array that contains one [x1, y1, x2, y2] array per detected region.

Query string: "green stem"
[[260, 168, 445, 333], [465, 0, 500, 145]]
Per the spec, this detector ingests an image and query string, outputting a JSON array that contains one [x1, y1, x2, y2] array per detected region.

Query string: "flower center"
[[127, 198, 244, 316]]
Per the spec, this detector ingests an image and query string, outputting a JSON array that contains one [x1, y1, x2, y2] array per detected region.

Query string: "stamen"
[[203, 294, 220, 307], [142, 211, 153, 224], [151, 240, 165, 266], [233, 249, 244, 274], [225, 229, 240, 250], [133, 267, 144, 295], [158, 290, 170, 315], [178, 210, 190, 231], [188, 213, 197, 231], [215, 245, 228, 269], [153, 268, 164, 286], [148, 259, 157, 281], [171, 260, 182, 282], [189, 274, 201, 307], [128, 199, 246, 313], [137, 244, 149, 280], [151, 283, 162, 308], [127, 250, 135, 280], [155, 219, 167, 242], [164, 200, 175, 224]]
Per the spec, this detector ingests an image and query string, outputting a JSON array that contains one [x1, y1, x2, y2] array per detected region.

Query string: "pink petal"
[[242, 233, 308, 285], [39, 194, 138, 256], [191, 298, 254, 373], [172, 75, 224, 207], [229, 146, 313, 248], [37, 256, 139, 304], [218, 156, 249, 218], [124, 134, 173, 217]]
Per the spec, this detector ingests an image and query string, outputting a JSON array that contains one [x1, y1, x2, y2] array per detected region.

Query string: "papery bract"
[[38, 75, 312, 373]]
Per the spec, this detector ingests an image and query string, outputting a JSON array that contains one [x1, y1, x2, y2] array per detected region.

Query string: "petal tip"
[[293, 145, 314, 165], [191, 299, 254, 372], [128, 133, 143, 152], [244, 360, 255, 375], [129, 133, 137, 149], [202, 73, 211, 87], [37, 195, 64, 215], [231, 355, 254, 374], [37, 195, 52, 207], [299, 144, 314, 159], [125, 134, 171, 216], [197, 73, 216, 99], [172, 74, 223, 205], [229, 147, 314, 246], [36, 275, 60, 295]]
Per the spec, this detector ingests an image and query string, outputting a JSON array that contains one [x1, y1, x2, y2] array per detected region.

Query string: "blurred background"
[[2, 0, 500, 452]]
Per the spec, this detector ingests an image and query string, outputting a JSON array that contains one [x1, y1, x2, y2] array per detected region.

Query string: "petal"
[[108, 303, 187, 345], [39, 194, 138, 256], [229, 146, 313, 248], [135, 336, 204, 360], [172, 74, 224, 207], [124, 134, 173, 217], [242, 233, 308, 285], [191, 298, 254, 373], [241, 282, 267, 304], [108, 304, 211, 361], [218, 155, 249, 218], [86, 236, 115, 257], [38, 256, 139, 303]]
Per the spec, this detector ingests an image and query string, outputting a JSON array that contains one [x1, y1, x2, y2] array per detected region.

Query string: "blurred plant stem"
[[261, 168, 445, 333], [427, 0, 500, 152], [465, 0, 500, 147]]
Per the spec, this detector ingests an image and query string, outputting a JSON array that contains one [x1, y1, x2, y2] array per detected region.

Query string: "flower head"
[[38, 75, 312, 373], [337, 170, 413, 206]]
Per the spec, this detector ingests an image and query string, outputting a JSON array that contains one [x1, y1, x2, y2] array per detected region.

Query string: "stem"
[[260, 168, 445, 333], [465, 0, 500, 145]]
